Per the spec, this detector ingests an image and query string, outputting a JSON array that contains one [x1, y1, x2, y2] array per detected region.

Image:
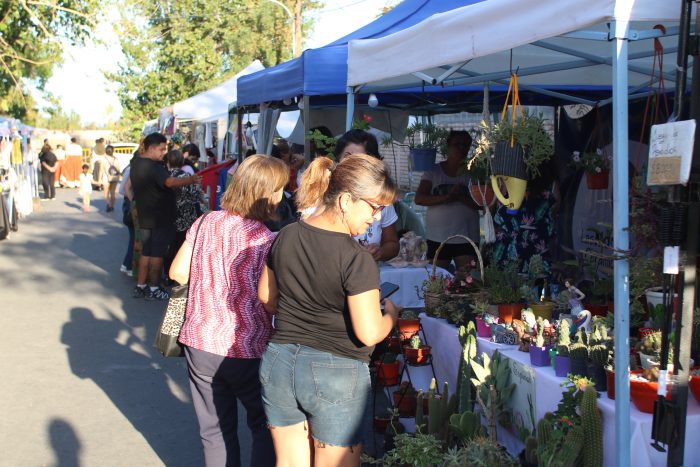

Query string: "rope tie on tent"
[[501, 72, 523, 147], [635, 24, 671, 170]]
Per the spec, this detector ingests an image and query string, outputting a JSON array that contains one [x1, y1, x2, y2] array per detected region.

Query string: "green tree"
[[0, 0, 101, 122], [111, 0, 322, 141]]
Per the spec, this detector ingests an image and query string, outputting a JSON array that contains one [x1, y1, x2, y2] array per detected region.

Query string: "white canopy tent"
[[172, 60, 264, 123], [347, 1, 694, 466]]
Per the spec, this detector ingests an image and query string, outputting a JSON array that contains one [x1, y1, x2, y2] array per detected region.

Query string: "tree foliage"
[[111, 0, 322, 140], [0, 0, 101, 122]]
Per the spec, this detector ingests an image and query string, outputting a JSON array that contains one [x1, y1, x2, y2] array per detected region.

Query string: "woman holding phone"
[[258, 154, 400, 466]]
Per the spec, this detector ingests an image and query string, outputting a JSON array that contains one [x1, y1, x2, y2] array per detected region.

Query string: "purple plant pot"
[[475, 317, 494, 338], [530, 345, 551, 367], [554, 355, 571, 377]]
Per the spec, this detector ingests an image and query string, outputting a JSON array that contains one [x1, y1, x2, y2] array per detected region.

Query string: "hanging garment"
[[11, 138, 22, 165]]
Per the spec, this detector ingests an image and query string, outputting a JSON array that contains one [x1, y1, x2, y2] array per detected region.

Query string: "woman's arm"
[[347, 292, 399, 346], [258, 265, 279, 315], [123, 175, 134, 201], [414, 179, 450, 206], [372, 223, 399, 261], [169, 241, 193, 285]]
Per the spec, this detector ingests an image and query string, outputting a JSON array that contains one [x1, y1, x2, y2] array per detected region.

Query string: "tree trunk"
[[293, 0, 302, 56]]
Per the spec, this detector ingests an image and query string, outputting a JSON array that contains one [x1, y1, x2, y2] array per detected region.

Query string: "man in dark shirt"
[[39, 142, 57, 200], [130, 133, 201, 300]]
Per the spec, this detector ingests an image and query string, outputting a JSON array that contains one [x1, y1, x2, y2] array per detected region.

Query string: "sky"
[[37, 0, 394, 126]]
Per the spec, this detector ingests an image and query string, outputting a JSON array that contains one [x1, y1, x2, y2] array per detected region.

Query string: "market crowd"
[[116, 126, 558, 467]]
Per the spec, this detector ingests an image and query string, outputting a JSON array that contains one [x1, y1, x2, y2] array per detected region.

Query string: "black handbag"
[[154, 211, 211, 357]]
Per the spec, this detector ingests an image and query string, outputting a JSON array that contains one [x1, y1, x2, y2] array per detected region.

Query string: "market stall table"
[[379, 265, 449, 308], [417, 315, 700, 466]]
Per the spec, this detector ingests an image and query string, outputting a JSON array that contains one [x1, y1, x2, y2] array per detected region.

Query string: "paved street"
[[0, 188, 250, 466]]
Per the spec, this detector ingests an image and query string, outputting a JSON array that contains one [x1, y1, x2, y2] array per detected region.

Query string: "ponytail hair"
[[296, 156, 334, 212], [296, 153, 397, 214]]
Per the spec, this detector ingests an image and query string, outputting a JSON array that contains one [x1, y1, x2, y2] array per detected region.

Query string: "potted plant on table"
[[485, 263, 524, 324], [588, 323, 611, 392], [554, 320, 572, 377], [375, 352, 401, 386], [570, 148, 611, 190], [529, 317, 551, 367], [392, 381, 419, 417], [397, 309, 421, 341], [417, 272, 446, 313], [473, 111, 553, 213], [473, 300, 497, 338], [400, 121, 450, 172], [404, 335, 432, 365], [568, 329, 589, 377]]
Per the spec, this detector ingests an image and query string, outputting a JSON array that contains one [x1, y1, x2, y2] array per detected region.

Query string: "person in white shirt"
[[79, 163, 93, 212], [66, 137, 82, 157], [54, 144, 66, 161], [415, 130, 481, 270]]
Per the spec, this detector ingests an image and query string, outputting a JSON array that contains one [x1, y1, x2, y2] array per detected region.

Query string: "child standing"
[[79, 164, 93, 212]]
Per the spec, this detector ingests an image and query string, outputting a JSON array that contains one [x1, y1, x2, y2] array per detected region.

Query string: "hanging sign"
[[647, 120, 695, 186]]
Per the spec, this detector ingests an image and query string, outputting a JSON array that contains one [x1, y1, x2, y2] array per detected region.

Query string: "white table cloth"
[[379, 265, 449, 308], [417, 315, 700, 466]]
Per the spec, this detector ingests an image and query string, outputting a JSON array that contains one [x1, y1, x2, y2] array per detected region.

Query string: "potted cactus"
[[637, 331, 662, 369], [529, 317, 551, 367], [554, 320, 572, 377], [474, 300, 497, 338], [375, 352, 401, 386], [569, 329, 589, 377], [403, 335, 432, 365], [397, 309, 421, 342]]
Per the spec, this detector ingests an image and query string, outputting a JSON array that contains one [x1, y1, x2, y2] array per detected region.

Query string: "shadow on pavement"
[[48, 418, 82, 467], [61, 307, 202, 466]]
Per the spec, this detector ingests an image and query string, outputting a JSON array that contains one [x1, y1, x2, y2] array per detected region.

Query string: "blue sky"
[[36, 0, 392, 126]]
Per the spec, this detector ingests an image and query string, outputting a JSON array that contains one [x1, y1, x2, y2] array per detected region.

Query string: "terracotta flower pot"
[[606, 368, 615, 400], [375, 361, 400, 386], [530, 301, 554, 320], [397, 318, 420, 341], [498, 303, 522, 324], [469, 183, 495, 207], [392, 391, 417, 417], [586, 170, 609, 190], [403, 345, 432, 365], [373, 416, 390, 433]]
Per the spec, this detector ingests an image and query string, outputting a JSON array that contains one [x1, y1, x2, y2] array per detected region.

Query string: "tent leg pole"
[[346, 88, 355, 131], [612, 19, 631, 467], [303, 95, 311, 163], [237, 108, 243, 164]]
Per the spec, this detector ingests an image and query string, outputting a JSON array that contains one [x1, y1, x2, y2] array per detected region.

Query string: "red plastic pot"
[[475, 316, 493, 338], [690, 367, 700, 405], [403, 345, 432, 365], [392, 391, 417, 417], [498, 303, 522, 325], [386, 336, 401, 353], [373, 417, 390, 433], [397, 318, 420, 341], [630, 370, 670, 413], [586, 170, 609, 190], [375, 361, 400, 386]]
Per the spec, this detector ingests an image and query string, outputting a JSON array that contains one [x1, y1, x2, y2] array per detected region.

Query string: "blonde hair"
[[296, 154, 396, 213], [220, 155, 289, 222]]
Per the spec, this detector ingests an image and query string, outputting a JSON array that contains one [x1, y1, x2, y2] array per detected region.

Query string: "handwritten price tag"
[[647, 120, 695, 186]]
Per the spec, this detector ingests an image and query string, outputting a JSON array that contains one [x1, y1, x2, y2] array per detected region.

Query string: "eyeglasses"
[[360, 198, 385, 216]]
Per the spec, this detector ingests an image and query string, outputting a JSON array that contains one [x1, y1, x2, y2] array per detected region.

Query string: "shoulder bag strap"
[[181, 211, 211, 323]]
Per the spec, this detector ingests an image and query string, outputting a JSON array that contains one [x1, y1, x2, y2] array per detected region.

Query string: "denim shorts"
[[259, 342, 371, 447]]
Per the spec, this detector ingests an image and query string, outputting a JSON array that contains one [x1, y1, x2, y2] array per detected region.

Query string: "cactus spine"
[[550, 425, 584, 467], [581, 385, 603, 467], [589, 344, 609, 366]]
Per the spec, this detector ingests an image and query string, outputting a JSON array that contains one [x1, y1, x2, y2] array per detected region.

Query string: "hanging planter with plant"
[[398, 121, 450, 172], [571, 148, 611, 190], [473, 74, 553, 213]]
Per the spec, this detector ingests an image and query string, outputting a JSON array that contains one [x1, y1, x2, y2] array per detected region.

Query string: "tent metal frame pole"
[[346, 87, 355, 131], [237, 107, 243, 163], [611, 19, 631, 467], [303, 95, 311, 162]]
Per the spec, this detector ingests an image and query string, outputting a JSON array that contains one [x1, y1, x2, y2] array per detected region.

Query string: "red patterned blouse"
[[178, 211, 274, 358]]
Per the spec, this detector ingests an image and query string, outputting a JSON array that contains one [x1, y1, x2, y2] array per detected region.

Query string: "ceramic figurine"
[[564, 278, 586, 315]]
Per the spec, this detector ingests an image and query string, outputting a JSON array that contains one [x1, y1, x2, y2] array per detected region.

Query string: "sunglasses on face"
[[360, 198, 384, 216]]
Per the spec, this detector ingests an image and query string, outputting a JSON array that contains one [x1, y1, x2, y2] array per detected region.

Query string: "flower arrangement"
[[570, 148, 610, 174], [444, 266, 481, 296]]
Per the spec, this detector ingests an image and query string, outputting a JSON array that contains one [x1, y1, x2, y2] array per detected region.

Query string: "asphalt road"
[[0, 188, 250, 466]]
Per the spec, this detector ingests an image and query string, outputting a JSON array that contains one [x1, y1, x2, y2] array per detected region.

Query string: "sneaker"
[[132, 285, 146, 299], [145, 287, 170, 301], [120, 265, 134, 277]]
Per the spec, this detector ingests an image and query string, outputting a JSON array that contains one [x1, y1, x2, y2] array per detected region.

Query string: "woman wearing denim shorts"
[[258, 154, 401, 466]]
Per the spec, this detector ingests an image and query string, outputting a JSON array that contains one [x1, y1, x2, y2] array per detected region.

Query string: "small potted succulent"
[[416, 273, 445, 312], [397, 309, 421, 342], [375, 352, 401, 386], [570, 148, 611, 190], [569, 329, 589, 377], [630, 367, 666, 413], [473, 300, 497, 338], [392, 381, 418, 417], [637, 331, 662, 369], [554, 320, 572, 377], [403, 335, 432, 365], [529, 317, 551, 367]]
